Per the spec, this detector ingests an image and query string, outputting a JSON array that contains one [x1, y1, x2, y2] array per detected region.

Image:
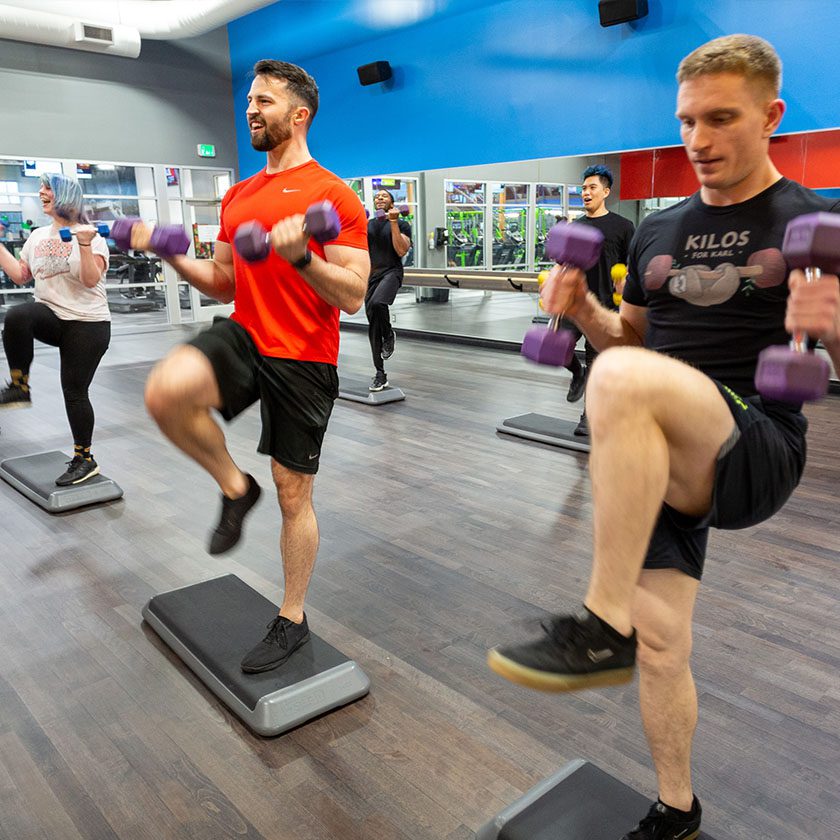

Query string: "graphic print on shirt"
[[644, 227, 787, 307], [32, 238, 73, 280]]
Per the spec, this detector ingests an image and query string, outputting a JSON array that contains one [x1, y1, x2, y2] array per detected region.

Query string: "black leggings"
[[365, 270, 401, 373], [3, 302, 110, 448]]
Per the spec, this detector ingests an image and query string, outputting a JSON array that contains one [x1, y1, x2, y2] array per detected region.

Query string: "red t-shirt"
[[217, 159, 368, 365]]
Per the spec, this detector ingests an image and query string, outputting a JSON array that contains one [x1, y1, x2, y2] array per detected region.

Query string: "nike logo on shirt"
[[282, 188, 300, 193]]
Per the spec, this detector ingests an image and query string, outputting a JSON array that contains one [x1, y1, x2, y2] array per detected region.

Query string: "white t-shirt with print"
[[20, 224, 111, 322]]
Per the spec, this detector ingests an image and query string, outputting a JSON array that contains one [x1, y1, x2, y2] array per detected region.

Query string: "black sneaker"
[[369, 371, 388, 392], [241, 614, 310, 673], [208, 473, 262, 555], [573, 411, 589, 436], [487, 609, 636, 692], [567, 364, 588, 403], [381, 329, 396, 360], [0, 382, 31, 409], [55, 456, 99, 486], [621, 797, 702, 840]]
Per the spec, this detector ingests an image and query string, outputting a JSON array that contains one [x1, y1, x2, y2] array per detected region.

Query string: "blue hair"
[[40, 173, 90, 223], [582, 165, 613, 189]]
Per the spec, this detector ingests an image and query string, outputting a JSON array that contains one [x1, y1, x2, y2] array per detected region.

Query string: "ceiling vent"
[[74, 22, 115, 46]]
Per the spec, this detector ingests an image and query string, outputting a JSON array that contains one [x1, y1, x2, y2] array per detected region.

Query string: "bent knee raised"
[[145, 346, 219, 418], [587, 347, 663, 403]]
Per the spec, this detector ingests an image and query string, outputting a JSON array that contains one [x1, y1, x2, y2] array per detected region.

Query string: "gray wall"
[[0, 28, 237, 171]]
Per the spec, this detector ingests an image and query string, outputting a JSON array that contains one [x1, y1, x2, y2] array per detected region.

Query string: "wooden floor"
[[0, 327, 838, 840]]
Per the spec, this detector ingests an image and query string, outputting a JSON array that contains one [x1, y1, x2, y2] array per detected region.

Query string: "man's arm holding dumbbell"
[[387, 207, 411, 258], [123, 220, 235, 303], [786, 269, 840, 374], [166, 245, 236, 304], [270, 215, 369, 315], [541, 264, 647, 350]]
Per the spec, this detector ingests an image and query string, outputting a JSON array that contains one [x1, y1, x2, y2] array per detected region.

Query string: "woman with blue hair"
[[0, 172, 111, 486]]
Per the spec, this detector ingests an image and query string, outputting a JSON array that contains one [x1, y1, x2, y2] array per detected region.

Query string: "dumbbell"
[[754, 212, 838, 402], [59, 223, 110, 242], [521, 224, 604, 366], [611, 262, 627, 307], [110, 217, 190, 257], [374, 204, 410, 219], [233, 201, 341, 262]]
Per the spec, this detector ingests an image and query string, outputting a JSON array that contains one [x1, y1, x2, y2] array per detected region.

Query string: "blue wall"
[[227, 0, 840, 179]]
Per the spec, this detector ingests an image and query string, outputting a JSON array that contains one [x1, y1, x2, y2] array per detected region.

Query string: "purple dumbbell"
[[374, 205, 410, 220], [111, 217, 140, 251], [234, 201, 342, 262], [754, 212, 838, 402], [149, 225, 190, 257], [521, 223, 605, 366]]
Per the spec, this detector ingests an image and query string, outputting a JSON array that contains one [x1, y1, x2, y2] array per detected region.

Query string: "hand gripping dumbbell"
[[611, 262, 627, 307], [374, 204, 410, 219], [110, 217, 190, 257], [521, 223, 604, 366], [754, 212, 838, 402], [59, 223, 110, 242], [233, 201, 341, 262]]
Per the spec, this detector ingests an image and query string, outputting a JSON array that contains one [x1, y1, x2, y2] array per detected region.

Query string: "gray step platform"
[[142, 574, 370, 737], [478, 760, 716, 839], [338, 375, 406, 405], [497, 413, 591, 452], [0, 450, 124, 512]]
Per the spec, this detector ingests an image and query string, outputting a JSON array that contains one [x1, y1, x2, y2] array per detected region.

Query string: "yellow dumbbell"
[[611, 263, 627, 307]]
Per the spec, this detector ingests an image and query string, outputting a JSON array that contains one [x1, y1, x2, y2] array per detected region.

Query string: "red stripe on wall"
[[620, 128, 840, 199]]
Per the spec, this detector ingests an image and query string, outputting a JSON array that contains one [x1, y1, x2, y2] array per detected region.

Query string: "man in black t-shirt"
[[366, 189, 412, 391], [564, 165, 635, 435], [489, 35, 840, 840]]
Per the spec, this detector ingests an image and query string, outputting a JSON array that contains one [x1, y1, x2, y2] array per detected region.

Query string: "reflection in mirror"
[[341, 128, 840, 359]]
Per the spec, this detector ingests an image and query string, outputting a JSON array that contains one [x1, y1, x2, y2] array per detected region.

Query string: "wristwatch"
[[292, 249, 312, 269]]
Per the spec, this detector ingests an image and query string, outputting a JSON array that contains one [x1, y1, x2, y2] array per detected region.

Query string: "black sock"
[[659, 796, 697, 818], [566, 355, 582, 377], [583, 606, 634, 641]]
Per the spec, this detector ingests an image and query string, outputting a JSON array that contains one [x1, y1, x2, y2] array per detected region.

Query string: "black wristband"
[[291, 249, 312, 269]]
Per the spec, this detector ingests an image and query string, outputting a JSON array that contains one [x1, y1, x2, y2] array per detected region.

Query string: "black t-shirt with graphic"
[[367, 217, 412, 281], [623, 178, 840, 397], [574, 211, 635, 309]]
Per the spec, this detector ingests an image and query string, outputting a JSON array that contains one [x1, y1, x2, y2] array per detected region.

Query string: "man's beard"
[[250, 114, 293, 152]]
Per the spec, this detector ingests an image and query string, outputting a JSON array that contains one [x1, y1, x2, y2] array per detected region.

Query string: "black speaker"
[[357, 61, 393, 86], [598, 0, 648, 27]]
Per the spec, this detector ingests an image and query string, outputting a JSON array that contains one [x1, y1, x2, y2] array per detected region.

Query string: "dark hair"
[[253, 59, 319, 125], [582, 165, 613, 189]]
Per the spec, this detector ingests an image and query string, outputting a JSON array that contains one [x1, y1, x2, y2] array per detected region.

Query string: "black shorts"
[[643, 381, 808, 580], [188, 317, 338, 474]]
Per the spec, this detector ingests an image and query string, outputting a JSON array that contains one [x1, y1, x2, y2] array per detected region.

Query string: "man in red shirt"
[[144, 60, 369, 673]]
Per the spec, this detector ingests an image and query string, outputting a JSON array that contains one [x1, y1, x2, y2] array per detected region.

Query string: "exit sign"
[[197, 144, 216, 158]]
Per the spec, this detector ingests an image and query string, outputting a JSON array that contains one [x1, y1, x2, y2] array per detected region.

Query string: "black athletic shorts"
[[188, 317, 339, 474], [643, 381, 808, 580]]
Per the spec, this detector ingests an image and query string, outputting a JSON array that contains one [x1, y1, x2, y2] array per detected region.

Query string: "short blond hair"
[[677, 34, 782, 99]]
